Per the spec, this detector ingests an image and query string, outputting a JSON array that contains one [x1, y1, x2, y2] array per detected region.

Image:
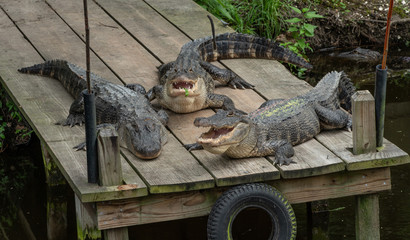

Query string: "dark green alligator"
[[186, 71, 354, 165], [148, 32, 313, 113], [18, 60, 168, 159]]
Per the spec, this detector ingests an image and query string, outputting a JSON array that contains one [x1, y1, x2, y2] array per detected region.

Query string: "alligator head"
[[159, 63, 209, 113], [194, 110, 251, 154], [118, 119, 167, 159]]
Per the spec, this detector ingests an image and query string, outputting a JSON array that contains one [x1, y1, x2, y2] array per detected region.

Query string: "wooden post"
[[355, 194, 380, 240], [352, 90, 380, 240], [75, 195, 101, 240], [41, 142, 68, 240], [352, 90, 376, 155], [97, 126, 129, 240]]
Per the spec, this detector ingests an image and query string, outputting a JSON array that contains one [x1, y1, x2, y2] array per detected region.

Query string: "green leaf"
[[287, 26, 299, 32], [289, 6, 301, 14], [303, 23, 318, 35], [302, 8, 310, 13], [285, 17, 302, 23], [304, 11, 324, 19], [184, 88, 189, 97]]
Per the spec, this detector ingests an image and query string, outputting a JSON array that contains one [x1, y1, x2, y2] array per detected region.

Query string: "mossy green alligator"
[[19, 60, 168, 159], [186, 71, 355, 165], [148, 32, 313, 113]]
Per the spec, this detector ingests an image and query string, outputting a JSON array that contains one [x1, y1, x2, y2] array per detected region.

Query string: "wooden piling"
[[352, 90, 377, 155], [41, 142, 69, 240], [352, 90, 380, 240], [97, 126, 129, 240], [75, 195, 101, 240]]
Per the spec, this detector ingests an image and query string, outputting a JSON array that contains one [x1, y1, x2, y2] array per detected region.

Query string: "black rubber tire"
[[207, 183, 297, 240]]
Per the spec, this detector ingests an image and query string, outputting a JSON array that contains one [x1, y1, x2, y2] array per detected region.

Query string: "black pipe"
[[374, 64, 387, 148], [83, 90, 98, 183]]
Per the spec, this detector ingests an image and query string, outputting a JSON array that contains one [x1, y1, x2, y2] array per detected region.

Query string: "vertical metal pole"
[[83, 0, 98, 183], [375, 0, 394, 148], [374, 65, 387, 148]]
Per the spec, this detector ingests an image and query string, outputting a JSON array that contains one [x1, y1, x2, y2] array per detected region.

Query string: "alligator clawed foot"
[[184, 143, 203, 151], [276, 157, 296, 166], [228, 76, 255, 90], [55, 114, 85, 127], [345, 118, 353, 132], [73, 142, 86, 151]]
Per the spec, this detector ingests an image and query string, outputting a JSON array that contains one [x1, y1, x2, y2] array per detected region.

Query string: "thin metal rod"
[[83, 0, 91, 93], [381, 0, 394, 69], [207, 15, 216, 50]]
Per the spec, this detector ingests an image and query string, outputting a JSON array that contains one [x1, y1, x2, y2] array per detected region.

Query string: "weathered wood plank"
[[121, 136, 215, 194], [316, 130, 410, 170], [46, 140, 148, 202], [272, 139, 345, 179], [97, 190, 220, 230], [0, 0, 118, 82], [271, 167, 391, 204], [96, 167, 391, 229], [45, 0, 161, 88]]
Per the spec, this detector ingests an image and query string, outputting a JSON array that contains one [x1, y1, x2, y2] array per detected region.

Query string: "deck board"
[[316, 131, 410, 170], [0, 8, 148, 202]]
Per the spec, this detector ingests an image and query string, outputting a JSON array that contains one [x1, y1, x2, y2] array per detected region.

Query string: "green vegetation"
[[195, 0, 290, 40], [194, 0, 324, 78], [0, 87, 32, 152]]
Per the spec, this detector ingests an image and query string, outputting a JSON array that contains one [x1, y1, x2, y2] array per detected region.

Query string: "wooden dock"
[[0, 0, 409, 239]]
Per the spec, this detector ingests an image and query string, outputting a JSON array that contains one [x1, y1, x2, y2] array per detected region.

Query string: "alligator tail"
[[199, 33, 313, 69], [18, 59, 88, 98], [338, 71, 356, 113]]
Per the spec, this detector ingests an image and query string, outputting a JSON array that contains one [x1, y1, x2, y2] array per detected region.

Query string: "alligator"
[[18, 60, 168, 159], [186, 71, 355, 165], [330, 47, 382, 62], [148, 32, 313, 113]]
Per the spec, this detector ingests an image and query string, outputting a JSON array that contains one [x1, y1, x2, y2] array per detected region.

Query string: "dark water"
[[0, 47, 409, 240]]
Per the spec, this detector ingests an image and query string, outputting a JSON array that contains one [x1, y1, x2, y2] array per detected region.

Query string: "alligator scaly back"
[[19, 60, 169, 159], [196, 33, 312, 69], [151, 32, 313, 114], [18, 59, 106, 99], [188, 71, 354, 165]]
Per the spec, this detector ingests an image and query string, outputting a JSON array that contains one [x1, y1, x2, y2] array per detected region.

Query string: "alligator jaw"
[[197, 126, 234, 145], [196, 122, 250, 154], [169, 79, 199, 97]]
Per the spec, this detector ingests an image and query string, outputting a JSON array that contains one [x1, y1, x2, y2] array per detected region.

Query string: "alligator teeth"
[[201, 127, 233, 139]]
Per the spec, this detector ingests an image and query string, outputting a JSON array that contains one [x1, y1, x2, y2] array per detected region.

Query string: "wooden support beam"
[[97, 126, 129, 240], [355, 194, 380, 240], [75, 195, 101, 240], [352, 91, 380, 239], [352, 90, 377, 155], [41, 142, 68, 240]]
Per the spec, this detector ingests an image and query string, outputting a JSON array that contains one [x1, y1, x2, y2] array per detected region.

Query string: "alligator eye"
[[227, 111, 235, 117], [188, 68, 193, 72]]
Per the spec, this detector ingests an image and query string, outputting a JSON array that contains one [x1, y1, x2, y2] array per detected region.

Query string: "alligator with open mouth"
[[186, 71, 355, 165], [148, 32, 313, 113], [19, 60, 168, 159]]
